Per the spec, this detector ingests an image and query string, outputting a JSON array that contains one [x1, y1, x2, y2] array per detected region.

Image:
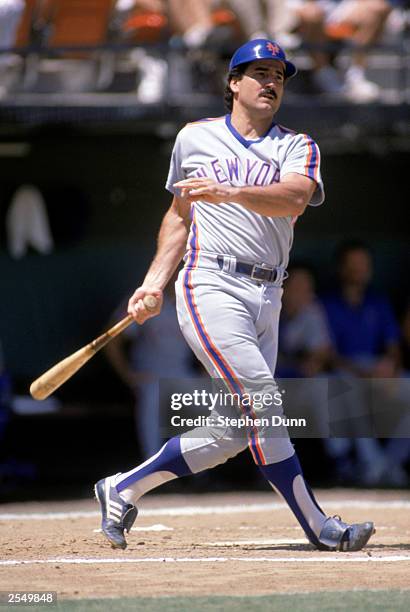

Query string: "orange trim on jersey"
[[302, 134, 320, 183], [304, 143, 313, 175], [182, 270, 266, 465], [181, 214, 267, 465]]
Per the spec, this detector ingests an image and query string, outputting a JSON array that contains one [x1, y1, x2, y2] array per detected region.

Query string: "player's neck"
[[230, 108, 275, 139]]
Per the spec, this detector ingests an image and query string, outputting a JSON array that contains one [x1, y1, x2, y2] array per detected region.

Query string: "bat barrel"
[[29, 296, 157, 400]]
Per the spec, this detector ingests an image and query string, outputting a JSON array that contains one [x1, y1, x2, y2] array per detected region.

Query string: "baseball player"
[[95, 39, 375, 552]]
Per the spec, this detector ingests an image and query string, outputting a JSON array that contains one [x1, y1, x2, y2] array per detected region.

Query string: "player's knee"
[[203, 436, 248, 469], [180, 431, 248, 472]]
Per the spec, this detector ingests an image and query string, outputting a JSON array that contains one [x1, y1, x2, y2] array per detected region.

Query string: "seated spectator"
[[0, 0, 24, 57], [277, 263, 332, 378], [227, 0, 299, 44], [227, 0, 395, 102], [110, 0, 166, 101], [321, 240, 404, 485], [113, 0, 235, 101], [285, 0, 393, 102], [168, 0, 235, 51], [0, 0, 25, 97], [380, 302, 410, 485], [323, 240, 400, 378], [276, 264, 333, 440]]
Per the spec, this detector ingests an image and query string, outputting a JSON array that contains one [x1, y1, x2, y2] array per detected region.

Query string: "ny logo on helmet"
[[266, 42, 280, 56]]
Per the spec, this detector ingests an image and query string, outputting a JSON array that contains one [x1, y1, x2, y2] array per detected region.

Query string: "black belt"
[[217, 256, 278, 283]]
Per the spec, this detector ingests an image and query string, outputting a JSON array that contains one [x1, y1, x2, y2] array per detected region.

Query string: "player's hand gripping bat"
[[29, 295, 158, 400]]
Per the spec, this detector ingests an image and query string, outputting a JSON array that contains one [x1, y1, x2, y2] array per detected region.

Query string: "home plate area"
[[0, 490, 409, 602]]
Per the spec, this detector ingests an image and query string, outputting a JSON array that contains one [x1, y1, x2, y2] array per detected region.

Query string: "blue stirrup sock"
[[259, 453, 327, 546], [115, 436, 192, 504]]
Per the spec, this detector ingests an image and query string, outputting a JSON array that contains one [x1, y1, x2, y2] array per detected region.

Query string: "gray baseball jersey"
[[166, 115, 324, 268], [164, 114, 325, 467]]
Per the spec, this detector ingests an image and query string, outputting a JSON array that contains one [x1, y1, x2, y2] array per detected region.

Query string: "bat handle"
[[90, 315, 132, 352], [90, 295, 159, 353]]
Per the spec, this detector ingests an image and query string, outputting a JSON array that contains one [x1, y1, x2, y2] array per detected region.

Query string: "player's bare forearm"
[[232, 180, 313, 216], [128, 196, 189, 322], [174, 173, 316, 217], [144, 207, 188, 289]]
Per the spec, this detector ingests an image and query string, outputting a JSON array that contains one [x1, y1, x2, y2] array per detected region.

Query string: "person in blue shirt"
[[322, 240, 404, 485], [323, 240, 400, 375]]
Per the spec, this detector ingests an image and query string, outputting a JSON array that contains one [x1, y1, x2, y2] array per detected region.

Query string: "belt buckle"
[[250, 263, 274, 282]]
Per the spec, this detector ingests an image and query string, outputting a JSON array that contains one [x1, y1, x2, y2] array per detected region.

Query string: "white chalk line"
[[1, 555, 410, 566], [93, 524, 173, 533], [206, 538, 307, 546], [1, 500, 409, 521]]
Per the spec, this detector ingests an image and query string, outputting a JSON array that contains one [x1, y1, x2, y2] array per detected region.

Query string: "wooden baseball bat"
[[29, 295, 158, 401]]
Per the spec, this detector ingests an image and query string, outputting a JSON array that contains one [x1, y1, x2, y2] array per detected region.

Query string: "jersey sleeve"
[[280, 134, 325, 206], [165, 130, 186, 195]]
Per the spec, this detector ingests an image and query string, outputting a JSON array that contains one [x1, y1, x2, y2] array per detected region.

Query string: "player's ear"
[[229, 78, 240, 94]]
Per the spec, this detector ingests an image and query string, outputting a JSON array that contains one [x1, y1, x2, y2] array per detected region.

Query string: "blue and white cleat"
[[315, 515, 375, 552], [94, 474, 138, 550]]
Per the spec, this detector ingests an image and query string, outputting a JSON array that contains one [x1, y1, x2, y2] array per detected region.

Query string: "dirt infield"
[[1, 489, 409, 600]]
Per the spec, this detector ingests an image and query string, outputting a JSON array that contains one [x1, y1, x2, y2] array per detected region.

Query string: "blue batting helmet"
[[229, 39, 297, 80]]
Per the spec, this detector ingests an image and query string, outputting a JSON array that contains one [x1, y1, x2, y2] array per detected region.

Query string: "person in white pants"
[[95, 38, 375, 553]]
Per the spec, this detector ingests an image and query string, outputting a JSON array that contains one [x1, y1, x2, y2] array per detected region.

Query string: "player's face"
[[231, 60, 285, 116]]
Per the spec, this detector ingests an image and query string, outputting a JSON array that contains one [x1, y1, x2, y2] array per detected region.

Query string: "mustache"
[[260, 87, 277, 99]]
